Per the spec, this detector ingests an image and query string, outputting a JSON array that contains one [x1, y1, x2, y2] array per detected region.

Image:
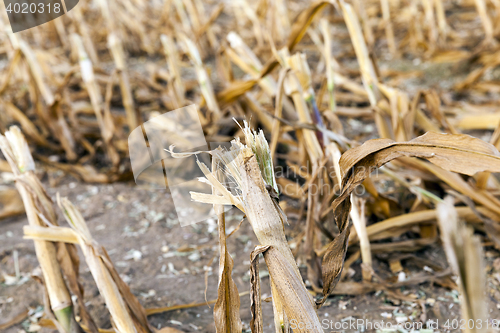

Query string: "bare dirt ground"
[[1, 170, 500, 332], [2, 4, 500, 331]]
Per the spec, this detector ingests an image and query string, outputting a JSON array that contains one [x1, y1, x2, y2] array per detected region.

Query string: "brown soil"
[[1, 173, 500, 332]]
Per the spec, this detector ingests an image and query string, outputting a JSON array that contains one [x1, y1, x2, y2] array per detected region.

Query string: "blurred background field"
[[2, 0, 500, 332]]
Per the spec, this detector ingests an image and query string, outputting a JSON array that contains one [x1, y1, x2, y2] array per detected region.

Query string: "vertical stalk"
[[320, 19, 336, 114], [353, 0, 374, 48], [283, 52, 324, 162], [349, 195, 372, 281], [434, 0, 448, 39], [71, 33, 119, 166], [161, 34, 185, 107], [476, 121, 500, 188], [181, 35, 221, 118], [0, 127, 76, 333], [422, 0, 437, 52], [68, 5, 99, 65], [474, 0, 494, 45], [380, 0, 397, 56], [108, 32, 139, 131]]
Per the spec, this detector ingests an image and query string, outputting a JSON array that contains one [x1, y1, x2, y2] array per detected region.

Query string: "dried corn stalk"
[[189, 123, 323, 332], [353, 0, 374, 47], [437, 197, 488, 333], [71, 33, 119, 166], [422, 0, 438, 52], [349, 195, 371, 281], [56, 196, 151, 333], [434, 0, 448, 39], [320, 19, 336, 113], [108, 32, 139, 131], [320, 131, 500, 305], [212, 151, 242, 333], [161, 34, 185, 107], [339, 1, 380, 105], [0, 127, 79, 333], [379, 0, 397, 56], [8, 33, 76, 161], [68, 5, 99, 65], [283, 52, 324, 162], [25, 195, 153, 333], [251, 246, 324, 333], [181, 35, 221, 118], [474, 0, 494, 45]]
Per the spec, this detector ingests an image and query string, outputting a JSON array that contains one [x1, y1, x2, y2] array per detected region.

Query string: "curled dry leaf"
[[212, 154, 242, 333], [249, 246, 267, 333], [319, 131, 500, 305], [0, 310, 29, 331]]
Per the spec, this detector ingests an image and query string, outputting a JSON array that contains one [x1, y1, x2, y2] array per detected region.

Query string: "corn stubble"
[[3, 0, 500, 331], [0, 126, 85, 333], [1, 127, 173, 332], [190, 123, 500, 331], [191, 124, 323, 332], [438, 197, 488, 333]]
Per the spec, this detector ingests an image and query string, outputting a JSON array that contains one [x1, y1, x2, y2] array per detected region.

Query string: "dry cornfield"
[[2, 0, 500, 332]]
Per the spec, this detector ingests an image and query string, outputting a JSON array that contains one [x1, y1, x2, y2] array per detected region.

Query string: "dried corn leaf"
[[0, 310, 29, 331], [349, 206, 487, 244], [437, 197, 488, 333], [412, 159, 500, 216], [249, 247, 264, 333], [320, 131, 500, 305], [212, 152, 242, 333], [217, 1, 332, 107]]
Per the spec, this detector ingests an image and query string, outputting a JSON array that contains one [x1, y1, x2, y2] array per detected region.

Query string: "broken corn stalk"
[[0, 126, 77, 333], [108, 32, 139, 131], [349, 195, 372, 281], [189, 122, 323, 332], [437, 197, 488, 333], [71, 33, 119, 166], [161, 34, 185, 106], [57, 196, 140, 333], [181, 34, 221, 118], [282, 51, 324, 162]]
